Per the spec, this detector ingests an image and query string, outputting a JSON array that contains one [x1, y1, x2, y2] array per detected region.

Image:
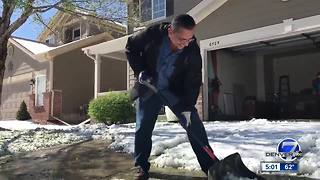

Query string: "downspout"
[[49, 59, 54, 117], [84, 49, 100, 99]]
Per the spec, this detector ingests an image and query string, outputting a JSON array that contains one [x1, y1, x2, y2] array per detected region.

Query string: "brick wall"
[[29, 92, 51, 124], [28, 91, 62, 124], [52, 90, 62, 118]]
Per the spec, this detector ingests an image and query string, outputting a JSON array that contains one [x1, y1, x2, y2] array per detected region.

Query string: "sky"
[[0, 1, 55, 40], [12, 9, 57, 41], [4, 1, 127, 41]]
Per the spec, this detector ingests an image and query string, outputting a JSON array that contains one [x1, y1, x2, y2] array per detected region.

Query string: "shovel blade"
[[208, 153, 265, 180]]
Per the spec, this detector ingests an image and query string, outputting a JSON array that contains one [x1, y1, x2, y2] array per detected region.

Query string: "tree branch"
[[1, 0, 131, 39], [54, 6, 126, 23], [1, 0, 35, 39], [34, 12, 58, 38], [2, 1, 15, 26], [33, 0, 65, 13]]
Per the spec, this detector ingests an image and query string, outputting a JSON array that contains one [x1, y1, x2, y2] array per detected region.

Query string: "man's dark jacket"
[[125, 22, 202, 111]]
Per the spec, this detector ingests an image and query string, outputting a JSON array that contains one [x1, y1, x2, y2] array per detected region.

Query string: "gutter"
[[84, 49, 96, 61]]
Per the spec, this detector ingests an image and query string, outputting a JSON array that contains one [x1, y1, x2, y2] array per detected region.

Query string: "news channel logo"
[[266, 138, 302, 162]]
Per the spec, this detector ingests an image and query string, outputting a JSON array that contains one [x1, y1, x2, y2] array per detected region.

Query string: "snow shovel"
[[140, 80, 265, 180]]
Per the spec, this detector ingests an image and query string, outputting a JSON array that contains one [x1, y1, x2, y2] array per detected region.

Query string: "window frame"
[[151, 0, 166, 20], [140, 0, 167, 24], [72, 27, 81, 41], [35, 75, 46, 107]]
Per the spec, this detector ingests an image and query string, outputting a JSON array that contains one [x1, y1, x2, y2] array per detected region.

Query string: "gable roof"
[[11, 37, 55, 54], [37, 10, 126, 42], [9, 32, 114, 61]]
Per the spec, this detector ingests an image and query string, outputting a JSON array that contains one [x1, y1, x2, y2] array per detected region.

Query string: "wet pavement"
[[0, 140, 206, 180]]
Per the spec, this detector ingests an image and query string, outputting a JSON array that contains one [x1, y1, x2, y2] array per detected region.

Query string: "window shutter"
[[166, 0, 174, 17]]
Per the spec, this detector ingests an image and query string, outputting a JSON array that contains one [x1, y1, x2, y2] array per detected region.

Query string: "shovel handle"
[[140, 80, 217, 161]]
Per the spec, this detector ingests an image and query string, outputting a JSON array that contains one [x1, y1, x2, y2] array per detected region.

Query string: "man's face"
[[168, 26, 195, 50]]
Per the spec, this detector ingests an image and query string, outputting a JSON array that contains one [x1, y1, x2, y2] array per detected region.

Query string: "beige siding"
[[1, 43, 50, 119], [173, 0, 202, 17], [53, 49, 127, 122], [53, 49, 94, 122], [100, 57, 127, 92], [196, 0, 320, 41]]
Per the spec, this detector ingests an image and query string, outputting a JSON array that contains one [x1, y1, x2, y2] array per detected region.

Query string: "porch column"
[[201, 48, 209, 121], [94, 54, 102, 98], [49, 61, 53, 91], [256, 54, 266, 101], [127, 62, 130, 90]]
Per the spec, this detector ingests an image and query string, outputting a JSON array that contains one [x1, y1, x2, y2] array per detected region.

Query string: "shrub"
[[88, 92, 135, 124], [16, 101, 31, 120]]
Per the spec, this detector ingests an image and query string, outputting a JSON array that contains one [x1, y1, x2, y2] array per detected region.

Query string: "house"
[[0, 11, 127, 124], [84, 0, 320, 121]]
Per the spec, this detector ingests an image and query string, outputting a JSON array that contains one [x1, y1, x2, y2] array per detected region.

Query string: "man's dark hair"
[[171, 14, 196, 32]]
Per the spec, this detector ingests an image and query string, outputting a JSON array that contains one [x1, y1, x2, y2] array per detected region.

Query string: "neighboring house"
[[84, 0, 320, 120], [1, 11, 127, 124], [37, 11, 126, 45]]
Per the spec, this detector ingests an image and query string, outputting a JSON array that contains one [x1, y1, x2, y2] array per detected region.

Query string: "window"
[[140, 0, 167, 22], [64, 26, 81, 43], [45, 36, 55, 45], [73, 27, 81, 40], [152, 0, 166, 19], [35, 75, 46, 106], [64, 28, 73, 43]]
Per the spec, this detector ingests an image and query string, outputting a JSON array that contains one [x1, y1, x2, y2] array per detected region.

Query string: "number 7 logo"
[[282, 141, 298, 152]]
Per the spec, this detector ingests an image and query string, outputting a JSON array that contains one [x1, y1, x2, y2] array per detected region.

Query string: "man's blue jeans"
[[134, 93, 219, 174]]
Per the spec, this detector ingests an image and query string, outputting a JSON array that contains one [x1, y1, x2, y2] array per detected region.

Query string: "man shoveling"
[[126, 14, 264, 180]]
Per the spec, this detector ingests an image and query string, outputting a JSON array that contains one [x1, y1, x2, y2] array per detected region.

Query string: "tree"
[[16, 100, 31, 120], [0, 0, 133, 104]]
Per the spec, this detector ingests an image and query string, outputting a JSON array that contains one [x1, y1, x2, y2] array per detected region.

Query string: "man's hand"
[[138, 71, 152, 84]]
